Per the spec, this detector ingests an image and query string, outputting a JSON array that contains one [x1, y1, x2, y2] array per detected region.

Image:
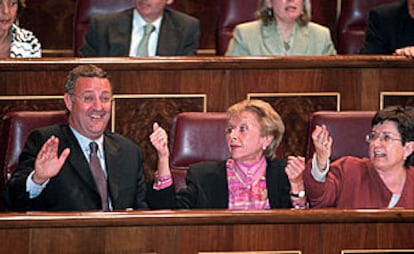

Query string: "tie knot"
[[89, 142, 98, 154], [143, 24, 155, 36]]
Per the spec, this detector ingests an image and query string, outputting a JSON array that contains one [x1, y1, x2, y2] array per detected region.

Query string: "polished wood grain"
[[0, 209, 412, 254], [1, 56, 413, 164]]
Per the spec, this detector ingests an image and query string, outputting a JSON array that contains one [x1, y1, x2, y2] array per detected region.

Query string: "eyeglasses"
[[225, 124, 249, 134], [72, 94, 113, 104], [365, 132, 402, 144]]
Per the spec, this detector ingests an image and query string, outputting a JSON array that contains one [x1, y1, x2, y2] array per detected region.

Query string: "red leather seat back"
[[73, 0, 180, 56], [0, 111, 68, 190], [337, 0, 395, 54], [216, 0, 258, 55], [73, 0, 135, 56], [311, 0, 339, 46], [169, 112, 230, 191], [305, 111, 376, 161], [169, 111, 284, 191]]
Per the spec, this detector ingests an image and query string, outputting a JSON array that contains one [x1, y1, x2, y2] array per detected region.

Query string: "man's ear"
[[63, 93, 73, 113]]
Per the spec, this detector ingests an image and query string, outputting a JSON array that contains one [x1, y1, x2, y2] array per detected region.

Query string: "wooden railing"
[[0, 209, 413, 254]]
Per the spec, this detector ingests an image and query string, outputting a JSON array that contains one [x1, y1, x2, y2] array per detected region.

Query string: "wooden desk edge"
[[0, 209, 412, 229]]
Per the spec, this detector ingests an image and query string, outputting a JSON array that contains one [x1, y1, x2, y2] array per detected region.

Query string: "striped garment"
[[227, 157, 270, 210], [10, 24, 41, 58]]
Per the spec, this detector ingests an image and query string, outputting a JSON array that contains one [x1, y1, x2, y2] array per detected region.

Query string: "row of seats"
[[73, 0, 397, 55], [0, 110, 376, 195]]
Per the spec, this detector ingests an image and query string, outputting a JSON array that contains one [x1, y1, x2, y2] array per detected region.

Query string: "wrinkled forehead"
[[74, 77, 112, 94]]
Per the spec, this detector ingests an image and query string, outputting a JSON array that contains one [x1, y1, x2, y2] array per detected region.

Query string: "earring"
[[263, 145, 267, 150], [267, 7, 273, 18]]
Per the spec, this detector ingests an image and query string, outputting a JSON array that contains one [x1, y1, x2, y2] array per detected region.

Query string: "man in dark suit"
[[4, 65, 149, 211], [360, 0, 414, 57], [79, 0, 200, 57]]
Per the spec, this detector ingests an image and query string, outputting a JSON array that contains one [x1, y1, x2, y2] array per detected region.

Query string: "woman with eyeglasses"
[[304, 106, 414, 208], [147, 99, 307, 209]]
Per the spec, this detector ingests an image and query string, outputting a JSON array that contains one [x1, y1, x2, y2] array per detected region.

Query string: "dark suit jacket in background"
[[360, 0, 414, 54], [147, 158, 293, 209], [79, 7, 200, 56], [4, 124, 148, 211]]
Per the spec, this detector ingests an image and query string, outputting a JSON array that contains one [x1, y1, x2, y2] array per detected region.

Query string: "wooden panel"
[[178, 224, 319, 253], [113, 95, 205, 176], [322, 223, 414, 253], [380, 92, 414, 109], [248, 93, 339, 156], [0, 209, 413, 254], [0, 228, 30, 254]]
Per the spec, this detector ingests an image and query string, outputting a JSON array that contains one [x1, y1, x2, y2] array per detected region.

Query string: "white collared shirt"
[[129, 9, 163, 57]]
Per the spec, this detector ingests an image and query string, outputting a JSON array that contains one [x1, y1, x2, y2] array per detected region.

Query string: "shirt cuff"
[[26, 171, 49, 199], [153, 174, 173, 190], [311, 153, 330, 182]]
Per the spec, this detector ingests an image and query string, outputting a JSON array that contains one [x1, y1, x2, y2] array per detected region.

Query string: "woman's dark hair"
[[372, 105, 414, 168], [18, 0, 26, 16]]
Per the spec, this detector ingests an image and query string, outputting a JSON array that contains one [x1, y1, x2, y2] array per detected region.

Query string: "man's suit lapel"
[[157, 8, 179, 56], [102, 134, 122, 205], [60, 126, 98, 193], [112, 9, 134, 56]]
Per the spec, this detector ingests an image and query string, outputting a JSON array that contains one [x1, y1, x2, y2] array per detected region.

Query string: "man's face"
[[64, 77, 112, 140], [135, 0, 171, 23]]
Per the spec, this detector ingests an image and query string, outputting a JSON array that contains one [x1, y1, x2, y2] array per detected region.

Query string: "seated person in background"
[[360, 0, 414, 58], [4, 64, 149, 211], [225, 0, 336, 56], [304, 106, 414, 208], [79, 0, 200, 57], [0, 0, 41, 57], [147, 99, 307, 209]]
